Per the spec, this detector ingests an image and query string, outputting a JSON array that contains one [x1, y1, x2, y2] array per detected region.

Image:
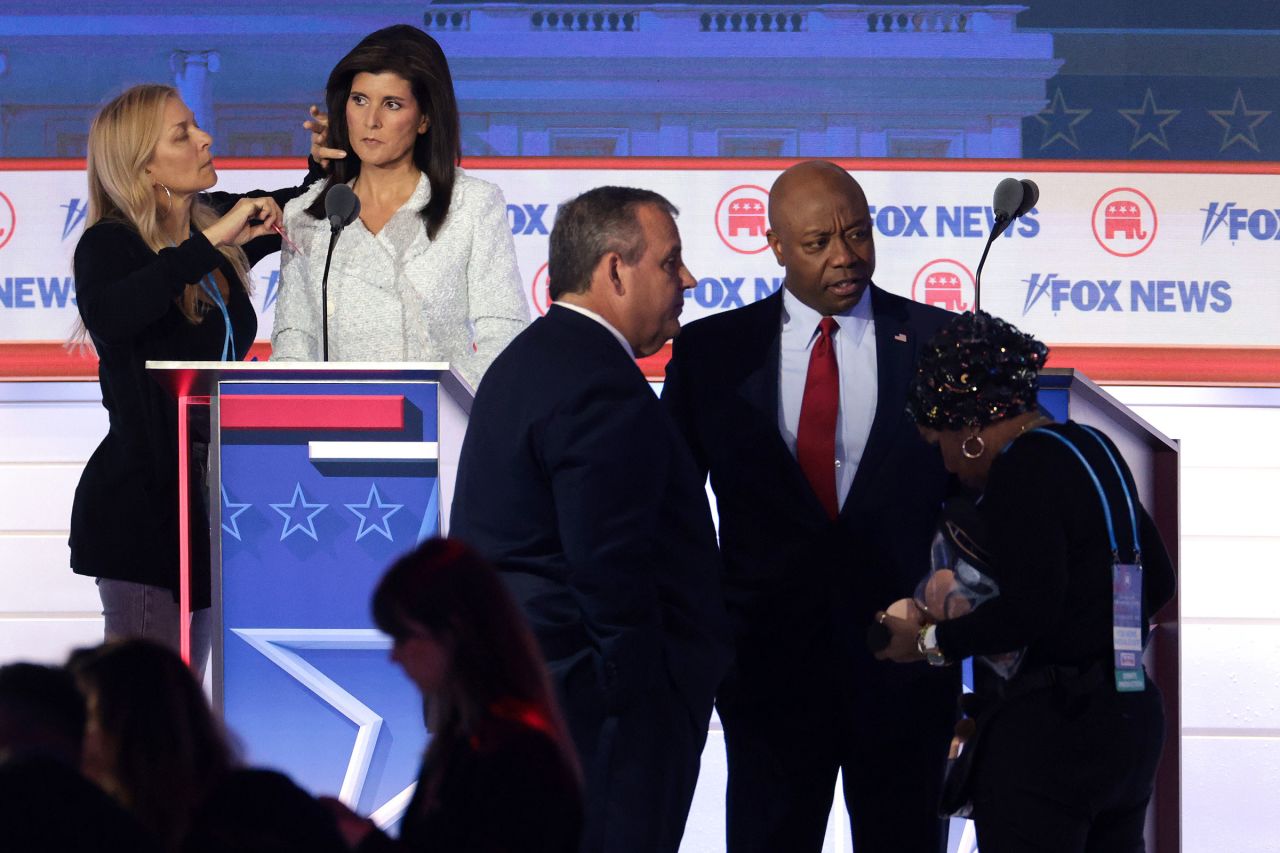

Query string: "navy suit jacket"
[[451, 305, 731, 722], [662, 285, 958, 708]]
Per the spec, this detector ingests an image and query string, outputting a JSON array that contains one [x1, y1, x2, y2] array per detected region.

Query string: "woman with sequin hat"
[[875, 310, 1176, 852]]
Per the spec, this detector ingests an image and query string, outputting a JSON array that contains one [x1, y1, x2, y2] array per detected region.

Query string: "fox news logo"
[[1200, 202, 1280, 243], [0, 192, 15, 250], [684, 275, 784, 309], [61, 198, 88, 240], [0, 276, 77, 309], [1022, 273, 1230, 315], [507, 203, 552, 236], [866, 206, 1039, 239]]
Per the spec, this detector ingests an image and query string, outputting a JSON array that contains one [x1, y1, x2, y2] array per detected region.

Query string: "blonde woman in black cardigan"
[[70, 84, 321, 668]]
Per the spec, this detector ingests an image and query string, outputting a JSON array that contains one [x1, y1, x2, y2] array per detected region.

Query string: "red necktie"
[[796, 317, 840, 519]]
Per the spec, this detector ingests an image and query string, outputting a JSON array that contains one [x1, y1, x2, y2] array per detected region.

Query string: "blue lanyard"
[[172, 237, 235, 361], [197, 271, 235, 361], [1030, 426, 1141, 560]]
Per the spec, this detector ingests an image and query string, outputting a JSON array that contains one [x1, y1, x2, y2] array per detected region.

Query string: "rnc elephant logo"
[[912, 259, 974, 313], [0, 192, 15, 250], [1092, 188, 1157, 257], [529, 262, 551, 316], [715, 185, 771, 254]]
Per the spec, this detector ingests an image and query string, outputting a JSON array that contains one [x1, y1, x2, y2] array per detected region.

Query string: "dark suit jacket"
[[662, 286, 958, 712], [450, 305, 731, 723]]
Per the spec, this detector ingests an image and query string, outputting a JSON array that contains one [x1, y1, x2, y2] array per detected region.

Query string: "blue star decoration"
[[271, 483, 328, 542], [1209, 89, 1270, 153], [345, 484, 403, 542], [1119, 89, 1179, 152], [1035, 89, 1091, 151], [221, 485, 252, 542]]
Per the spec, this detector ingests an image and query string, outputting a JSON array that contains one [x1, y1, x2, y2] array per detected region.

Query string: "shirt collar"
[[780, 283, 874, 348], [554, 301, 635, 356]]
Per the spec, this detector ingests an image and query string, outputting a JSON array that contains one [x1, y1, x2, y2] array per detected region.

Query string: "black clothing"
[[183, 768, 348, 853], [934, 421, 1176, 852], [969, 679, 1165, 853], [934, 421, 1176, 667], [357, 711, 582, 853], [450, 306, 731, 853], [69, 184, 309, 608], [662, 286, 960, 853], [0, 753, 161, 853]]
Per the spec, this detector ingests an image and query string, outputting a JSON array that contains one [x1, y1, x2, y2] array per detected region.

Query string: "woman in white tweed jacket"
[[270, 25, 528, 388]]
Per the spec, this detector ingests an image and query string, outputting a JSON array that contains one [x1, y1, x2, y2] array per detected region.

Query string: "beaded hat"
[[907, 310, 1049, 430]]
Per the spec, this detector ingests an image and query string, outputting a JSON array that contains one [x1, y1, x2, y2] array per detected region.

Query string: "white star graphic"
[[221, 485, 252, 541], [230, 628, 417, 828], [345, 484, 404, 542], [270, 483, 328, 542]]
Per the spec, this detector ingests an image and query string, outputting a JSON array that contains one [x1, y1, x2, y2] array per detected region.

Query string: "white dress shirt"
[[271, 171, 529, 388], [778, 285, 878, 509]]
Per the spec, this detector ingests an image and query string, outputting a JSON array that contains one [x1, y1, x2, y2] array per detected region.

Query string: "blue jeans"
[[97, 578, 211, 679]]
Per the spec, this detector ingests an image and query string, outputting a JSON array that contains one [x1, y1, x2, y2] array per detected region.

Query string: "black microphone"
[[1014, 179, 1039, 219], [974, 177, 1039, 312], [990, 177, 1025, 240], [325, 183, 360, 232], [319, 185, 361, 361]]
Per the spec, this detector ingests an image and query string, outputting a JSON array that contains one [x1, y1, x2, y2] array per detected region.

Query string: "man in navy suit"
[[450, 186, 731, 853], [662, 161, 961, 852]]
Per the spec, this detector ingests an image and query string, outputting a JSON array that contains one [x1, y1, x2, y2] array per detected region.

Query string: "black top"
[[69, 181, 313, 605], [935, 421, 1176, 670], [358, 710, 582, 853]]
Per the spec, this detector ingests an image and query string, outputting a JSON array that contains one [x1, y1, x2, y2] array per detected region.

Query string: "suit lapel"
[[737, 291, 831, 520], [844, 286, 915, 510]]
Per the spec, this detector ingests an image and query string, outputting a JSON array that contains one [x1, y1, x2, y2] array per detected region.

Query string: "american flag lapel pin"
[[894, 332, 908, 342]]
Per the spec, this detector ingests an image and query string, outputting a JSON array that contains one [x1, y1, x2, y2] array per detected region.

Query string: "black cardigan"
[[69, 182, 311, 605], [935, 421, 1176, 670]]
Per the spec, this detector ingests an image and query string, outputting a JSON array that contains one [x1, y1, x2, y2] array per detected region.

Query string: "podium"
[[1037, 368, 1181, 852], [149, 361, 473, 828]]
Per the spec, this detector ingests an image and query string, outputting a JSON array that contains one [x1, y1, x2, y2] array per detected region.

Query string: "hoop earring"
[[156, 183, 173, 216], [961, 434, 986, 460]]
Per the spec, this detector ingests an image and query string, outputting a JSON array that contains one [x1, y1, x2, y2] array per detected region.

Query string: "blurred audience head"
[[372, 538, 566, 740], [68, 640, 234, 851], [0, 662, 86, 766]]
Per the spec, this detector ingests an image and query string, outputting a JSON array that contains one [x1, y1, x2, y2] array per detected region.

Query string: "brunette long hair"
[[372, 538, 578, 782], [305, 25, 461, 240], [69, 640, 235, 851]]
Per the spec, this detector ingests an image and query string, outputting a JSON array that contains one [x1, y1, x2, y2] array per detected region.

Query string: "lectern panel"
[[214, 379, 442, 825]]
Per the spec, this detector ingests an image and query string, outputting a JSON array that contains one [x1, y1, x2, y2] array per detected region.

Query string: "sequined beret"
[[906, 310, 1049, 430]]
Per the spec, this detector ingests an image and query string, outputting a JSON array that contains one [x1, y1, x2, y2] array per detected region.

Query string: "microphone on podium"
[[320, 185, 361, 361], [974, 178, 1039, 311]]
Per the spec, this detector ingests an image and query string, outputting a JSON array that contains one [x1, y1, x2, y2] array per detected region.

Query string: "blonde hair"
[[79, 84, 250, 332]]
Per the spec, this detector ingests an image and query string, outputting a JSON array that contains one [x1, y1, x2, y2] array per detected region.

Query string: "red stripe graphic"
[[220, 395, 405, 430]]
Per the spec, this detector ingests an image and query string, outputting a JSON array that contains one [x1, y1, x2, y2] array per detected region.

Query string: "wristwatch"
[[916, 624, 948, 667]]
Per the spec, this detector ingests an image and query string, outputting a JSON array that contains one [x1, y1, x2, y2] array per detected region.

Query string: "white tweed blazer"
[[270, 170, 529, 388]]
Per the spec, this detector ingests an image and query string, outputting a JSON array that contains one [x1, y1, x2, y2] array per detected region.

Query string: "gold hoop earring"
[[961, 434, 985, 460]]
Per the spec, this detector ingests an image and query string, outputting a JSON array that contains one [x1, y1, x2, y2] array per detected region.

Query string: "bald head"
[[768, 160, 868, 235], [765, 160, 876, 316]]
